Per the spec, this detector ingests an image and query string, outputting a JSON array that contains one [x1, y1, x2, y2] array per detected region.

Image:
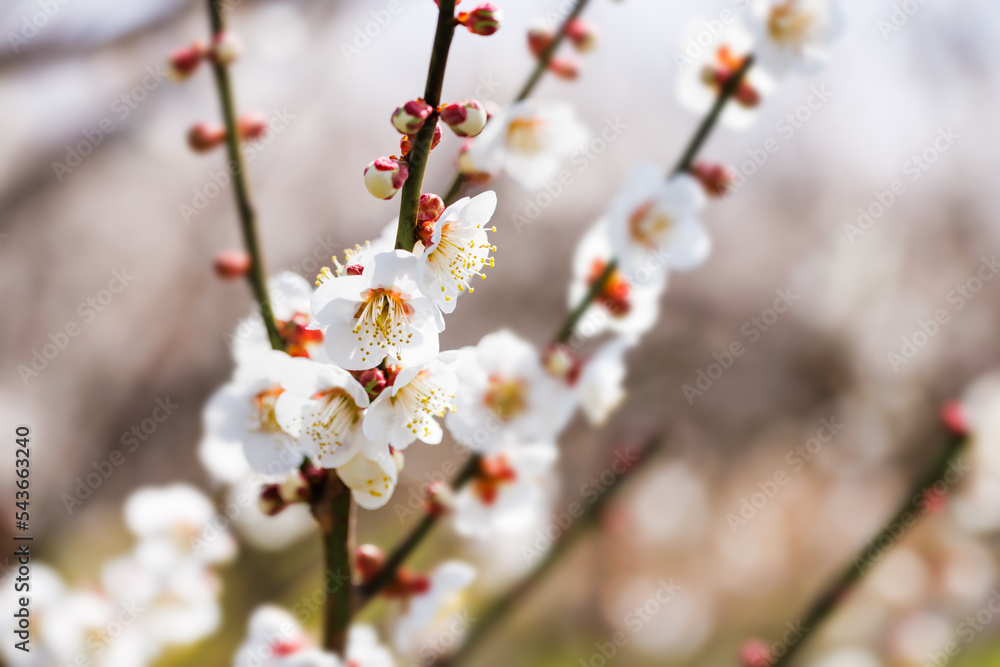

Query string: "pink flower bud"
[[214, 249, 252, 279], [357, 368, 388, 399], [167, 42, 205, 81], [363, 157, 408, 200], [346, 264, 364, 276], [424, 480, 455, 516], [418, 193, 445, 224], [187, 122, 227, 153], [548, 56, 580, 80], [527, 19, 554, 58], [238, 112, 268, 141], [391, 99, 434, 135], [356, 544, 385, 582], [458, 3, 502, 36], [941, 400, 968, 436], [566, 18, 599, 52], [209, 31, 243, 65], [440, 100, 488, 138], [740, 639, 771, 667], [691, 162, 734, 198]]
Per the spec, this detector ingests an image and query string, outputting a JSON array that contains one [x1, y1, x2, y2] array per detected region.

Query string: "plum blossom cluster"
[[677, 0, 844, 191], [1, 485, 234, 667]]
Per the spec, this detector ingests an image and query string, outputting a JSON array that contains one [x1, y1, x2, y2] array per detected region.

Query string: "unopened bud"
[[543, 343, 582, 384], [424, 480, 455, 516], [187, 122, 227, 153], [356, 544, 385, 581], [418, 193, 445, 224], [209, 31, 243, 65], [440, 100, 488, 138], [691, 162, 734, 198], [214, 249, 252, 279], [548, 56, 580, 80], [739, 639, 771, 667], [363, 157, 409, 200], [346, 264, 365, 276], [167, 42, 205, 81], [527, 19, 554, 58], [357, 368, 388, 400], [392, 99, 434, 135], [458, 3, 503, 36], [566, 18, 599, 52], [238, 112, 268, 141], [941, 400, 968, 436], [259, 485, 286, 516]]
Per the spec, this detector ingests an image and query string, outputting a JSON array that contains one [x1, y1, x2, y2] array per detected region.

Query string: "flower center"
[[394, 370, 456, 438], [277, 312, 324, 359], [426, 222, 495, 302], [628, 200, 673, 249], [506, 117, 546, 155], [473, 455, 518, 505], [483, 375, 527, 422], [251, 385, 285, 433], [306, 387, 365, 462], [352, 288, 414, 364], [588, 259, 631, 317], [768, 0, 815, 49]]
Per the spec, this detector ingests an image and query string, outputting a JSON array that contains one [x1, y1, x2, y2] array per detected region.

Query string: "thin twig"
[[205, 0, 283, 351], [396, 0, 458, 251], [442, 0, 592, 206], [770, 431, 966, 667]]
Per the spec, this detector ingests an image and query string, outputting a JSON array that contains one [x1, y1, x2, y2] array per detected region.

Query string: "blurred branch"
[[769, 429, 967, 667], [205, 0, 283, 351], [438, 436, 666, 666], [396, 0, 458, 251], [442, 0, 592, 206]]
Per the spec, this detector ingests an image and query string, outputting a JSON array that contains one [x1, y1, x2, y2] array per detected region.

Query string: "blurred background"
[[3, 0, 1000, 664]]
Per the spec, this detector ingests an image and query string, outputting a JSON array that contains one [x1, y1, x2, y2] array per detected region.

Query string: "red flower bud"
[[356, 544, 385, 582], [187, 122, 227, 153], [458, 3, 502, 36], [364, 157, 409, 200], [566, 18, 599, 52], [238, 112, 268, 141], [167, 42, 206, 81], [691, 162, 734, 198], [548, 56, 580, 80], [392, 99, 434, 135], [740, 639, 771, 667], [213, 249, 252, 280]]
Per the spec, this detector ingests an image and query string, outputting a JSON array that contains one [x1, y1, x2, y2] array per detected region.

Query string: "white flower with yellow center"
[[747, 0, 844, 75], [312, 250, 445, 371], [364, 352, 461, 450], [417, 191, 498, 314], [200, 350, 305, 481], [445, 330, 576, 453], [124, 484, 237, 565], [272, 359, 387, 469], [461, 101, 588, 189], [607, 162, 709, 278]]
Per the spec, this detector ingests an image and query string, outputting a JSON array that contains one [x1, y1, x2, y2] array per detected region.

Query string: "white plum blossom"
[[232, 272, 327, 363], [746, 0, 844, 76], [200, 349, 305, 480], [461, 100, 587, 189], [235, 606, 395, 667], [416, 191, 497, 314], [312, 250, 445, 371], [273, 358, 386, 468], [124, 483, 236, 565], [568, 220, 665, 341], [577, 337, 631, 426], [336, 451, 399, 510], [394, 561, 476, 655], [676, 21, 775, 130], [606, 162, 710, 277], [363, 352, 461, 450], [453, 441, 557, 539], [445, 330, 577, 453]]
